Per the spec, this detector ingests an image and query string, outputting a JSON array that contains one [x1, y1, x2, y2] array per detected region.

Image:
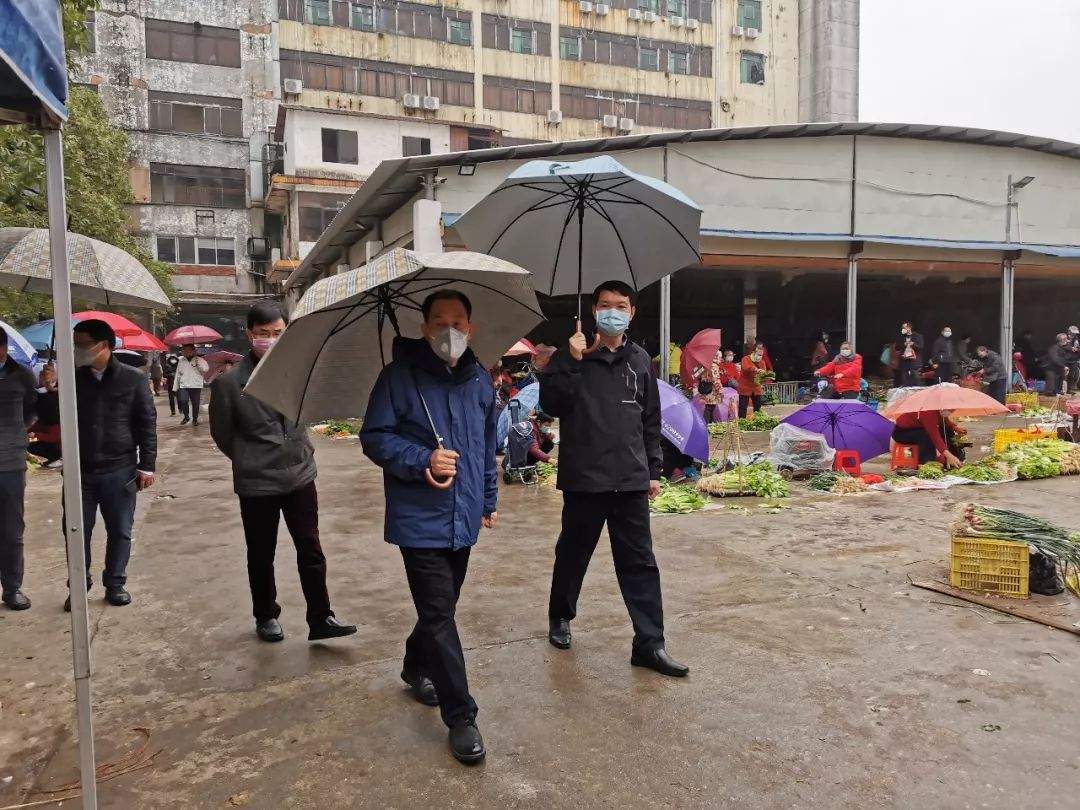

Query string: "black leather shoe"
[[548, 618, 571, 650], [256, 618, 284, 642], [105, 586, 132, 607], [448, 718, 485, 764], [308, 615, 357, 641], [401, 670, 439, 706], [179, 416, 190, 425], [2, 590, 31, 610], [630, 647, 689, 678]]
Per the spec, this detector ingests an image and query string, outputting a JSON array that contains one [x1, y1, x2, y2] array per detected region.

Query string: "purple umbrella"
[[657, 379, 710, 461], [782, 399, 893, 461]]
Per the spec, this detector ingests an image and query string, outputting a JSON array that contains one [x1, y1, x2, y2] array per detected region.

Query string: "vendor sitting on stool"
[[892, 409, 967, 469]]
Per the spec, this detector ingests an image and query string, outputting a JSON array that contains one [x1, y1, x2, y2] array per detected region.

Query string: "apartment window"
[[511, 28, 534, 54], [144, 19, 241, 68], [148, 91, 243, 137], [737, 0, 762, 30], [448, 19, 471, 45], [350, 3, 375, 30], [482, 76, 552, 115], [298, 192, 347, 241], [321, 128, 358, 164], [638, 47, 660, 71], [149, 163, 246, 208], [637, 0, 661, 11], [305, 0, 331, 25], [666, 0, 687, 16], [156, 236, 234, 266], [740, 52, 765, 84], [86, 11, 96, 52], [668, 51, 689, 75], [402, 136, 431, 157], [559, 35, 580, 60]]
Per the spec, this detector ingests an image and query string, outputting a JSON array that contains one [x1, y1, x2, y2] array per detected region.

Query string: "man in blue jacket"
[[360, 289, 497, 765]]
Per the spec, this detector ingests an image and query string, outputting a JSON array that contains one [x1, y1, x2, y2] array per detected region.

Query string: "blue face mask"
[[595, 308, 631, 337]]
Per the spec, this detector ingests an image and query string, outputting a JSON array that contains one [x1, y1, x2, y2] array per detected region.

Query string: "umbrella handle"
[[424, 468, 455, 490]]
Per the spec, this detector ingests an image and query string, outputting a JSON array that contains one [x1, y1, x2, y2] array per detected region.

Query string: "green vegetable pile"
[[990, 438, 1077, 479], [650, 482, 708, 514], [698, 462, 789, 498], [954, 504, 1080, 571], [1020, 406, 1053, 418], [953, 463, 1006, 482], [707, 412, 781, 437], [918, 462, 945, 480], [807, 472, 840, 491], [535, 461, 557, 482]]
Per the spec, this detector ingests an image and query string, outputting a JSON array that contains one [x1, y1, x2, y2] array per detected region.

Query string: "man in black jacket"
[[540, 281, 688, 678], [67, 319, 157, 610], [930, 326, 956, 384], [894, 322, 924, 387], [210, 303, 356, 644], [0, 327, 37, 610]]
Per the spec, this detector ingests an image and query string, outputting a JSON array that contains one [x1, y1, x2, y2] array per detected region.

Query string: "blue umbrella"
[[782, 399, 894, 461], [0, 318, 39, 369], [497, 382, 540, 447]]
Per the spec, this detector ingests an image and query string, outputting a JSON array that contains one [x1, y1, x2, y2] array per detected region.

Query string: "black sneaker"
[[448, 718, 485, 764]]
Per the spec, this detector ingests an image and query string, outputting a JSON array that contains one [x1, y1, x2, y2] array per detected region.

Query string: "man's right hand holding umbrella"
[[568, 319, 600, 361]]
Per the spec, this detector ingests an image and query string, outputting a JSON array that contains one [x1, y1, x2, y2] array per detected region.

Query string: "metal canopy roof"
[[286, 121, 1080, 290]]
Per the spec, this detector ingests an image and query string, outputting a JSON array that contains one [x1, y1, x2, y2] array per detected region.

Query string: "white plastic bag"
[[767, 423, 836, 471]]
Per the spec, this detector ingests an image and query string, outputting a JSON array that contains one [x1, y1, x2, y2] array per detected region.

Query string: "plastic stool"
[[833, 450, 862, 476], [890, 443, 919, 471]]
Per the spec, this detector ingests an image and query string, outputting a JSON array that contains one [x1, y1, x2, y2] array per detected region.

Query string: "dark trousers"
[[0, 470, 26, 595], [237, 481, 331, 625], [549, 491, 665, 654], [738, 394, 763, 418], [177, 387, 202, 421], [64, 465, 137, 589], [987, 378, 1007, 404], [27, 440, 61, 463], [401, 546, 476, 727], [896, 360, 920, 387], [935, 362, 955, 385], [165, 378, 177, 413]]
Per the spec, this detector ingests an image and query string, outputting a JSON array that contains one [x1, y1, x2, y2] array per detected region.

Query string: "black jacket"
[[0, 357, 37, 472], [1046, 343, 1073, 370], [540, 340, 662, 493], [210, 354, 317, 497], [894, 331, 924, 364], [930, 336, 955, 365], [75, 356, 157, 474]]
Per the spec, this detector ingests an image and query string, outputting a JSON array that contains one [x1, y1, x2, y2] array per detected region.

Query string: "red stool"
[[833, 450, 862, 476], [890, 443, 919, 471]]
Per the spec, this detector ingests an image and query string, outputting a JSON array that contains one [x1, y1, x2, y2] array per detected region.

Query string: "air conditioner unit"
[[618, 117, 634, 133], [594, 2, 610, 15], [547, 109, 563, 124], [745, 27, 760, 39], [403, 93, 421, 109], [627, 7, 642, 21], [601, 113, 619, 129], [670, 15, 684, 27], [643, 10, 657, 22], [282, 78, 303, 95], [685, 17, 699, 29], [731, 24, 744, 36], [579, 0, 593, 12], [422, 95, 440, 111]]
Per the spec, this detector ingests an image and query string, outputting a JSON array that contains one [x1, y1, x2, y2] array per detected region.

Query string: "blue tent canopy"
[[0, 0, 68, 125]]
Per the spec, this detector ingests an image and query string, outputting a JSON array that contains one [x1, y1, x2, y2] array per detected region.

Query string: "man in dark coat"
[[0, 327, 37, 610], [210, 302, 356, 644], [67, 319, 157, 610], [540, 280, 688, 678], [360, 290, 497, 765], [975, 345, 1007, 403], [930, 326, 957, 384], [894, 321, 924, 387], [1044, 334, 1074, 395]]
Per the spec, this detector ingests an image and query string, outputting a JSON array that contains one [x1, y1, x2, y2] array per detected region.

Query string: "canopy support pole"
[[845, 242, 863, 350], [659, 275, 671, 380], [45, 129, 98, 810], [1000, 251, 1018, 389]]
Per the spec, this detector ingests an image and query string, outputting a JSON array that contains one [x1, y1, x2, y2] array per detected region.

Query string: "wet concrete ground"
[[1, 402, 1078, 808]]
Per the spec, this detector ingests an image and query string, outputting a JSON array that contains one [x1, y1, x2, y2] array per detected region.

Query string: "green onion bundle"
[[954, 503, 1080, 570]]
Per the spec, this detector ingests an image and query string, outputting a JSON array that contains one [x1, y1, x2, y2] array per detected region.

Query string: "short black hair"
[[421, 289, 472, 321], [247, 301, 288, 330], [73, 319, 116, 346], [0, 326, 7, 347], [592, 280, 636, 306]]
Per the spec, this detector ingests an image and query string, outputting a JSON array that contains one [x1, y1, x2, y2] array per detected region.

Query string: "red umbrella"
[[75, 310, 144, 337], [504, 339, 537, 357], [117, 329, 166, 351], [679, 328, 723, 389], [164, 325, 223, 346], [203, 350, 244, 383]]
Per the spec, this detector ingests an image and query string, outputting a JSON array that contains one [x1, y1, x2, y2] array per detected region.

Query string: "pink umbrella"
[[203, 350, 244, 384], [504, 339, 537, 357], [164, 325, 223, 346]]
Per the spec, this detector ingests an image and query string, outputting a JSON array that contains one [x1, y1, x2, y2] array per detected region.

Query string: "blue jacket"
[[360, 337, 498, 550]]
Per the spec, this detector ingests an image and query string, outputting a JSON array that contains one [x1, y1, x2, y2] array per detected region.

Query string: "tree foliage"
[[0, 1, 175, 325]]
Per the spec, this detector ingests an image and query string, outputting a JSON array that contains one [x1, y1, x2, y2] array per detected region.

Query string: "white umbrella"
[[452, 156, 702, 314], [0, 227, 170, 308], [245, 248, 544, 423]]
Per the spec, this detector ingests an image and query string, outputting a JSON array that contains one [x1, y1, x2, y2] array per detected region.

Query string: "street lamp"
[[1002, 175, 1036, 390]]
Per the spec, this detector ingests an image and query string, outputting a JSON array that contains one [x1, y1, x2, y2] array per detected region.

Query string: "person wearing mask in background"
[[1044, 333, 1073, 395], [716, 350, 739, 388], [527, 411, 556, 464], [974, 345, 1007, 403], [360, 290, 497, 766], [810, 331, 832, 371], [67, 319, 156, 611], [1065, 326, 1080, 392], [737, 343, 769, 417], [744, 335, 773, 372], [162, 351, 179, 415], [0, 327, 38, 610], [893, 322, 924, 387], [893, 408, 966, 470], [541, 280, 688, 680], [28, 363, 62, 468], [930, 326, 957, 384], [694, 348, 721, 423], [210, 303, 356, 646], [173, 343, 208, 426], [813, 340, 862, 399]]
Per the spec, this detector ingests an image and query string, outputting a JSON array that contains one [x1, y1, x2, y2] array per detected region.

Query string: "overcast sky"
[[860, 0, 1080, 144]]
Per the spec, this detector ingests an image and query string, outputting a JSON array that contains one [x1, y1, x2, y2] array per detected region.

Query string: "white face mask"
[[74, 343, 102, 368], [942, 329, 952, 338], [430, 327, 469, 363]]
